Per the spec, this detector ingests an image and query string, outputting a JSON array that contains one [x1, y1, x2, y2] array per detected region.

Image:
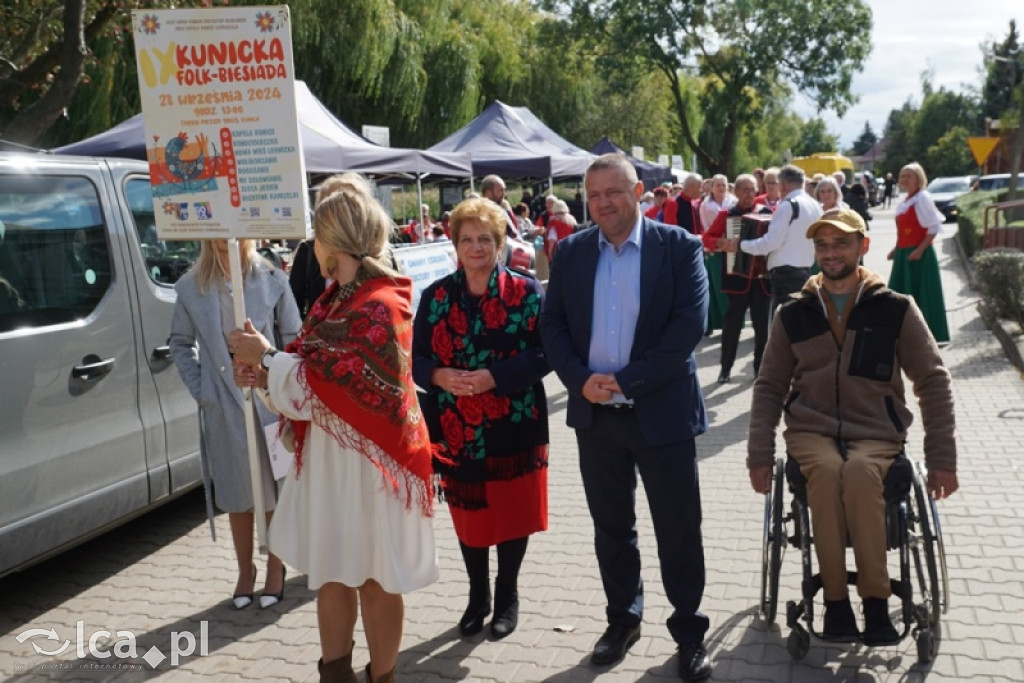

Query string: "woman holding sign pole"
[[230, 176, 438, 683], [169, 239, 301, 610]]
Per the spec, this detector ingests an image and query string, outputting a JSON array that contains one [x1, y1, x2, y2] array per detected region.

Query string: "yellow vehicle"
[[790, 153, 854, 184]]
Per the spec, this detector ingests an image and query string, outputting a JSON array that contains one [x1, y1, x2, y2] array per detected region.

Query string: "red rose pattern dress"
[[412, 264, 550, 548]]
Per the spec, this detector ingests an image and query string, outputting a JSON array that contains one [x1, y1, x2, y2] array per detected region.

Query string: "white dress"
[[261, 353, 438, 594]]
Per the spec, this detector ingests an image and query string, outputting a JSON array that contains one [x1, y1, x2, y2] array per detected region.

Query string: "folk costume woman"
[[413, 197, 550, 640], [544, 199, 576, 261], [699, 174, 734, 335], [230, 177, 437, 683], [887, 163, 950, 344]]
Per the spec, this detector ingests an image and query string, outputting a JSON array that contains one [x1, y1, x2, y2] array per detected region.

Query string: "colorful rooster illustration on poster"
[[149, 131, 223, 197]]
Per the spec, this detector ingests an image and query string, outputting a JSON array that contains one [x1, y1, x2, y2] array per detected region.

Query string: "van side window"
[[0, 175, 112, 333], [124, 178, 199, 285]]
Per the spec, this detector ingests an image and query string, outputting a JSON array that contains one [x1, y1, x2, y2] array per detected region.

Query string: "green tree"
[[980, 20, 1024, 199], [557, 0, 872, 175], [849, 121, 878, 156], [980, 20, 1022, 122], [910, 87, 979, 163], [0, 0, 123, 146], [288, 0, 442, 146], [878, 80, 981, 179], [741, 98, 804, 171], [879, 100, 917, 174], [792, 118, 839, 157], [13, 0, 551, 150], [518, 14, 600, 151], [925, 126, 974, 177], [569, 69, 677, 159]]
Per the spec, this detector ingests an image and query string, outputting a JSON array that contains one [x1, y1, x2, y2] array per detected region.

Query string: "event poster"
[[132, 6, 307, 239]]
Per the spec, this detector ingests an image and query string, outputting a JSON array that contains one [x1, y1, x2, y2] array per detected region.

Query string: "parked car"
[[927, 175, 977, 223], [0, 151, 204, 577], [974, 173, 1022, 192]]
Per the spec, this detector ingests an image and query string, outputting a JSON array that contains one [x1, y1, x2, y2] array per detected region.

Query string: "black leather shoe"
[[458, 596, 491, 637], [823, 598, 860, 641], [490, 595, 519, 639], [717, 371, 730, 384], [677, 642, 711, 681], [590, 623, 641, 666]]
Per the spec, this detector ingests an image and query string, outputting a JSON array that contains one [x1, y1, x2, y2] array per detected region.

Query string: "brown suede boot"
[[318, 651, 358, 683], [364, 662, 396, 683]]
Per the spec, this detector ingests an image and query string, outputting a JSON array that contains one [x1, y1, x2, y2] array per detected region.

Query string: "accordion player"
[[725, 214, 772, 279]]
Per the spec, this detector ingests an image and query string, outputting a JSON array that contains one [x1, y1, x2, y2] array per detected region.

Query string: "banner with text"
[[132, 6, 306, 240], [393, 242, 458, 312]]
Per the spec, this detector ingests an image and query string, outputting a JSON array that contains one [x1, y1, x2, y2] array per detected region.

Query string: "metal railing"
[[982, 198, 1024, 250]]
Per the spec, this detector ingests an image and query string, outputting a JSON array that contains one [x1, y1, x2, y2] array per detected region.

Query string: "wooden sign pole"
[[228, 238, 268, 554]]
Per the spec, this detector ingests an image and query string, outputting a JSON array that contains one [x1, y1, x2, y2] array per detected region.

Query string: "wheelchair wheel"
[[924, 476, 951, 624], [787, 626, 810, 660], [910, 464, 944, 627], [916, 627, 936, 664], [760, 458, 785, 624]]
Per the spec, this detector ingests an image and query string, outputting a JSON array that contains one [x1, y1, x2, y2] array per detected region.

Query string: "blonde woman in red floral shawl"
[[230, 174, 437, 683], [413, 197, 551, 641]]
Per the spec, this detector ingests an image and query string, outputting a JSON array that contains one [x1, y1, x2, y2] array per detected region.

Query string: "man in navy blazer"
[[541, 154, 712, 681]]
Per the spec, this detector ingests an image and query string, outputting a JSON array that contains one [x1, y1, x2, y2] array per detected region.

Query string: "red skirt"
[[448, 469, 548, 547]]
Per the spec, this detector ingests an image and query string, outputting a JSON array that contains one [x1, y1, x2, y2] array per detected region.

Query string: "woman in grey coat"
[[170, 239, 301, 609]]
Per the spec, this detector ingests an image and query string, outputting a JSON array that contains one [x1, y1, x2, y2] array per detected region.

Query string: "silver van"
[[0, 152, 202, 577]]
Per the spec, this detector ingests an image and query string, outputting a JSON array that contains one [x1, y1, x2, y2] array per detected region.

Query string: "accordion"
[[726, 214, 771, 277]]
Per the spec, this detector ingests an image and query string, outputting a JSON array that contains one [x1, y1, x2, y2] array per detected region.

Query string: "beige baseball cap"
[[806, 208, 867, 239]]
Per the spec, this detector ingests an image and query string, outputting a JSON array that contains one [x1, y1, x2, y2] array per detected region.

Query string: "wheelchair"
[[759, 451, 949, 664]]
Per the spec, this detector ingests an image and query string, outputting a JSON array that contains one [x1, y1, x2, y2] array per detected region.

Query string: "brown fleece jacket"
[[747, 267, 957, 472]]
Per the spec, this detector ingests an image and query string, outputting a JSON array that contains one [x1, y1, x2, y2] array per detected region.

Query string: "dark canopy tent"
[[590, 137, 674, 187], [427, 101, 594, 180], [54, 81, 472, 179]]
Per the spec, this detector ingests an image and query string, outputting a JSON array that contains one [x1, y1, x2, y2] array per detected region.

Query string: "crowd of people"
[[168, 154, 957, 683]]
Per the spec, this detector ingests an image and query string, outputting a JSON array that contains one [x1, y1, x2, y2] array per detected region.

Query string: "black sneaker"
[[862, 597, 900, 646], [822, 598, 860, 641]]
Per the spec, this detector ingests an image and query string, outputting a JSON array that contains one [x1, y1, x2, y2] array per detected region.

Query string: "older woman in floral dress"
[[413, 197, 550, 640]]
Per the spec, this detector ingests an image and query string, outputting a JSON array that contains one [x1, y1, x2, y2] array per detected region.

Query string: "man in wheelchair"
[[745, 208, 958, 645]]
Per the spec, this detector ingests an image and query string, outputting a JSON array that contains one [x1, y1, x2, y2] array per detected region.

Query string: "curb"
[[978, 301, 1024, 373], [957, 232, 1024, 373]]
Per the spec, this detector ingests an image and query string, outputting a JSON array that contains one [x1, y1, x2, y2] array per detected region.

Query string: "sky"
[[796, 1, 1022, 149]]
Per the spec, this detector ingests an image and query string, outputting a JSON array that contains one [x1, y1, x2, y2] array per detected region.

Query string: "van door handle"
[[152, 345, 172, 361], [72, 356, 115, 381]]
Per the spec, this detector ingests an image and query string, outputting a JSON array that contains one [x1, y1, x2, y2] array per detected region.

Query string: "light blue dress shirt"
[[589, 215, 643, 403]]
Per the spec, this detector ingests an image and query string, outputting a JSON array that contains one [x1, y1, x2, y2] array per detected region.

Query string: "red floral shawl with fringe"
[[285, 276, 433, 516]]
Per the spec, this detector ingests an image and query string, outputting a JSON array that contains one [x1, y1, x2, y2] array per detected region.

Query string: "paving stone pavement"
[[2, 208, 1023, 682]]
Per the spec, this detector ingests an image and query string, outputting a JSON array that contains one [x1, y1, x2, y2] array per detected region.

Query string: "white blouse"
[[896, 191, 945, 235]]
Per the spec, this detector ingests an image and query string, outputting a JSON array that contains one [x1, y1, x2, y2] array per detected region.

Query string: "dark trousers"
[[576, 407, 710, 645], [769, 266, 811, 317], [720, 284, 771, 376]]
